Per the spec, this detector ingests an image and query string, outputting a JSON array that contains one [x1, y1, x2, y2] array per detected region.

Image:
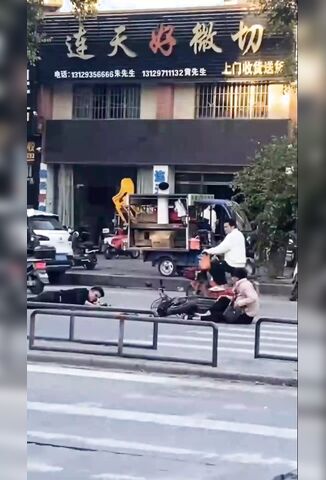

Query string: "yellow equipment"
[[112, 178, 136, 225]]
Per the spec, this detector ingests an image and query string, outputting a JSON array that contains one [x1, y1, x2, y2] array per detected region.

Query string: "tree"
[[233, 136, 297, 276], [27, 0, 99, 65], [27, 0, 45, 65], [256, 0, 298, 82]]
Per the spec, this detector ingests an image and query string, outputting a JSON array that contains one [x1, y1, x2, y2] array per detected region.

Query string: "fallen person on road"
[[31, 286, 105, 306]]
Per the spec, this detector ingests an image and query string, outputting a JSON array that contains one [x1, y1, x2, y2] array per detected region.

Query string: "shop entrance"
[[74, 165, 137, 242]]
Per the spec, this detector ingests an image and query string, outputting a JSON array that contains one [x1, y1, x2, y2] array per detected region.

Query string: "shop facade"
[[37, 6, 296, 238]]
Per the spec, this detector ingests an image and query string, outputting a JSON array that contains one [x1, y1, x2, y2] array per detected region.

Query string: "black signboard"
[[39, 8, 291, 83]]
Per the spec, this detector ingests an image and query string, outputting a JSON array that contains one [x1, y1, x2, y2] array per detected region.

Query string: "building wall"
[[268, 84, 291, 120], [52, 83, 73, 119], [140, 85, 157, 119], [173, 84, 195, 119]]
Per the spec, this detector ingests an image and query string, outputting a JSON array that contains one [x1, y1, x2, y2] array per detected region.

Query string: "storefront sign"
[[40, 10, 291, 82], [153, 166, 169, 193], [27, 141, 36, 162]]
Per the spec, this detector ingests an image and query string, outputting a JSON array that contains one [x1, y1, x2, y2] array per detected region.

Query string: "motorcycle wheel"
[[104, 247, 114, 260], [245, 258, 256, 276], [29, 278, 44, 295], [130, 250, 140, 259], [85, 260, 96, 270]]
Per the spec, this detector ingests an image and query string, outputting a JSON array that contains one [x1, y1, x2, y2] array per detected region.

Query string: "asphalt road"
[[28, 287, 297, 380], [28, 363, 297, 480]]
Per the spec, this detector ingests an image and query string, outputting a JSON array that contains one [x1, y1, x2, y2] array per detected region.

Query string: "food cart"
[[127, 193, 214, 276]]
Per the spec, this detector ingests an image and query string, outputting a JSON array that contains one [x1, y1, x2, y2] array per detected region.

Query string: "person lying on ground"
[[30, 286, 105, 306]]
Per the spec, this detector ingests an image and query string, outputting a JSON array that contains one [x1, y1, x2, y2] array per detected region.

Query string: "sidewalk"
[[62, 257, 293, 296]]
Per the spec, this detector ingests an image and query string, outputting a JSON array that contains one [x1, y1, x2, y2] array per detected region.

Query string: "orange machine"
[[112, 178, 136, 226]]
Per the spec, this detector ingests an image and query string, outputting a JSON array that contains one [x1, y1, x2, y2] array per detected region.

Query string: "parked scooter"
[[103, 232, 140, 260], [71, 229, 98, 270], [27, 259, 49, 294]]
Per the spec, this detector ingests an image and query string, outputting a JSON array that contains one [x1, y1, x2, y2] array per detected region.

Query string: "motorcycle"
[[27, 258, 49, 295], [103, 233, 140, 260], [151, 280, 233, 319], [71, 230, 98, 270]]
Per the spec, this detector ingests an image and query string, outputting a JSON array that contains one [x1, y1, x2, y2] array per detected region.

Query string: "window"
[[195, 83, 269, 119], [73, 85, 141, 119]]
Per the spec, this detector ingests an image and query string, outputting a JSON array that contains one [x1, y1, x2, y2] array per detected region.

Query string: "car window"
[[29, 217, 63, 231]]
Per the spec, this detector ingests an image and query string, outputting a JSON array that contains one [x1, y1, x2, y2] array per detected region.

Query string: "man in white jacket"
[[203, 218, 246, 286]]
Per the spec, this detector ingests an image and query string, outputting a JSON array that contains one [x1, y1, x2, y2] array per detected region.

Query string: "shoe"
[[209, 285, 226, 292]]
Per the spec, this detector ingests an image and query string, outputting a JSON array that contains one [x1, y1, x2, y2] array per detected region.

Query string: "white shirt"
[[202, 207, 217, 230], [205, 228, 246, 268]]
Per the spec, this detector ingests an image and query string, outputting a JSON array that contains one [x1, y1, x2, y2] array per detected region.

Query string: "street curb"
[[62, 272, 292, 296], [27, 352, 297, 387]]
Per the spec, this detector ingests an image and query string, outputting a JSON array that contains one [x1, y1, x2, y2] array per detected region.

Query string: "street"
[[28, 363, 297, 480], [28, 286, 297, 379]]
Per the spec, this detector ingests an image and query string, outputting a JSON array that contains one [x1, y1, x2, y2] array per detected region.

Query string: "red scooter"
[[103, 233, 140, 260]]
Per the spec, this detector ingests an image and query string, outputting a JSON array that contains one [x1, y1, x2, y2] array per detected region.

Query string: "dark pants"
[[32, 291, 60, 303], [210, 260, 235, 285], [200, 297, 253, 324]]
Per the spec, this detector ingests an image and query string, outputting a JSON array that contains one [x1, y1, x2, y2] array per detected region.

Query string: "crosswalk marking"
[[92, 475, 146, 480], [28, 431, 296, 468], [27, 461, 63, 473], [27, 364, 297, 395], [186, 330, 297, 342], [157, 334, 297, 349], [28, 402, 297, 440]]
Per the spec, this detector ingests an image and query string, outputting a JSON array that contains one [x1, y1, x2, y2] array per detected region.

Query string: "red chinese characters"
[[149, 24, 177, 57]]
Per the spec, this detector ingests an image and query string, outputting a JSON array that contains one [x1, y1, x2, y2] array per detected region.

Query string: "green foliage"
[[233, 137, 297, 253], [27, 0, 45, 65], [27, 0, 99, 65], [71, 0, 98, 20], [256, 0, 298, 82], [257, 0, 297, 35]]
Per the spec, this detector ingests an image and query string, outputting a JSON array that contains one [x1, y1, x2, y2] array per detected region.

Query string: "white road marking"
[[186, 330, 297, 342], [28, 430, 296, 468], [27, 364, 297, 395], [150, 341, 297, 356], [28, 402, 297, 440], [92, 475, 146, 480], [188, 325, 297, 334], [27, 461, 63, 473], [156, 334, 297, 349]]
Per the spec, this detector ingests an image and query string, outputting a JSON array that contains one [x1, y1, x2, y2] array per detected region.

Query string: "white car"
[[27, 209, 73, 283]]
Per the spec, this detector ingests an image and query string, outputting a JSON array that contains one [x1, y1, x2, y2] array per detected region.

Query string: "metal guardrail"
[[27, 302, 158, 351], [254, 318, 297, 362], [28, 308, 219, 367]]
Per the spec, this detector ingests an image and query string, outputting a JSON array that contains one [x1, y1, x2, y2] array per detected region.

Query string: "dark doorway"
[[74, 165, 137, 242]]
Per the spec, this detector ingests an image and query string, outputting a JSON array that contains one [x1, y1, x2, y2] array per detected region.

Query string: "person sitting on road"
[[203, 218, 246, 287], [198, 268, 259, 324], [31, 286, 105, 306]]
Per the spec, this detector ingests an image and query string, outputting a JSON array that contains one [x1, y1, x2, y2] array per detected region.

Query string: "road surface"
[[28, 287, 297, 379], [28, 363, 297, 480]]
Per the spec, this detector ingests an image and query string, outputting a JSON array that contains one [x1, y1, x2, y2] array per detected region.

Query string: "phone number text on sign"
[[142, 68, 207, 78], [53, 67, 208, 80], [54, 69, 136, 79]]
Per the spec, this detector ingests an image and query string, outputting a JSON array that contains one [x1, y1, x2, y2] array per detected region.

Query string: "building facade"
[[35, 5, 296, 238]]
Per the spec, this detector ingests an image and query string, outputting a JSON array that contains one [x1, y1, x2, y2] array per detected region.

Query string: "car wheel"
[[130, 250, 140, 259], [104, 247, 114, 260], [158, 258, 176, 277], [29, 278, 44, 295]]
